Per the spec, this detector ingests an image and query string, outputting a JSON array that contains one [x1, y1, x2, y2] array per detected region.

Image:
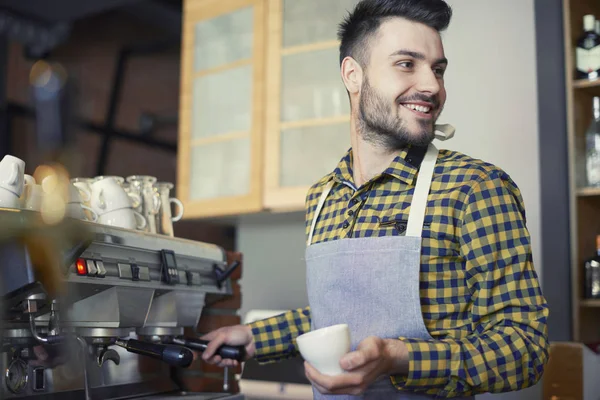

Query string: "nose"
[[415, 68, 441, 95]]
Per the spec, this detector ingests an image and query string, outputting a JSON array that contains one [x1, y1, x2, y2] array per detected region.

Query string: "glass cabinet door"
[[264, 0, 359, 209], [178, 0, 266, 218]]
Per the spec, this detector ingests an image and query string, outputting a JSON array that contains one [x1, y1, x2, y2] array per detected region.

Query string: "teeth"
[[403, 104, 431, 113]]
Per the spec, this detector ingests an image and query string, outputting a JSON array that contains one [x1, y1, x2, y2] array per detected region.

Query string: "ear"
[[340, 56, 362, 95]]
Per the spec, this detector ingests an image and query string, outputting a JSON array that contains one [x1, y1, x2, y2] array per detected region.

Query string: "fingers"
[[304, 361, 364, 394], [202, 332, 227, 362], [199, 330, 219, 341], [217, 359, 239, 368]]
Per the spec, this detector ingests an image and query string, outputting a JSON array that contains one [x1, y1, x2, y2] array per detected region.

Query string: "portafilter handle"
[[115, 339, 193, 368], [172, 336, 246, 361]]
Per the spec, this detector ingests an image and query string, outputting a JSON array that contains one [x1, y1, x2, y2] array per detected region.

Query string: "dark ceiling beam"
[[120, 0, 182, 38], [0, 0, 142, 23]]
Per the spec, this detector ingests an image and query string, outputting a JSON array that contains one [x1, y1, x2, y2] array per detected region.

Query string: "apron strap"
[[307, 180, 334, 246], [406, 143, 439, 237], [307, 142, 440, 245]]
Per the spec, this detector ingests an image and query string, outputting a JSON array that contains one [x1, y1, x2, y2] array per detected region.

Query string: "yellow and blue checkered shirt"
[[248, 146, 549, 398]]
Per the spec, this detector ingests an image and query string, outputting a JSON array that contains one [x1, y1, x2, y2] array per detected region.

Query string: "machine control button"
[[86, 260, 97, 276], [131, 264, 140, 281], [118, 263, 132, 279], [138, 266, 150, 281], [185, 271, 194, 286], [95, 261, 106, 278]]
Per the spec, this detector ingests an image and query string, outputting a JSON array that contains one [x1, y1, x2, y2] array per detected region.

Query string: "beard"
[[357, 77, 438, 150]]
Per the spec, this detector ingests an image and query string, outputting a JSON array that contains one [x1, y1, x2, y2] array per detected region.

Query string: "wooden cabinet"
[[178, 0, 266, 218], [563, 0, 600, 343], [178, 0, 359, 218]]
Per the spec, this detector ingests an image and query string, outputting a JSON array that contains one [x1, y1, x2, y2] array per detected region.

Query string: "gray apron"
[[305, 138, 473, 399]]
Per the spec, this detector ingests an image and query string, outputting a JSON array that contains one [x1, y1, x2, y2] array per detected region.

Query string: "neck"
[[350, 117, 399, 188]]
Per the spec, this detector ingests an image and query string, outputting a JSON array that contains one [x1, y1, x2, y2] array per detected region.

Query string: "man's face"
[[357, 18, 447, 149]]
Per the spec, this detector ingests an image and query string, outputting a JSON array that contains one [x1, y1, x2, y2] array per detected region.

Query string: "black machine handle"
[[213, 261, 240, 289], [172, 336, 245, 362], [115, 339, 193, 368]]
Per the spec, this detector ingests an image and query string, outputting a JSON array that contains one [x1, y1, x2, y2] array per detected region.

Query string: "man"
[[201, 0, 549, 398]]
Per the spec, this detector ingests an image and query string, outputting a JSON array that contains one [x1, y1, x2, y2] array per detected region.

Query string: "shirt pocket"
[[378, 213, 431, 235]]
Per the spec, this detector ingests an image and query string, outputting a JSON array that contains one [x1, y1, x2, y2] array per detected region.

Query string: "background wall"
[[237, 0, 545, 398]]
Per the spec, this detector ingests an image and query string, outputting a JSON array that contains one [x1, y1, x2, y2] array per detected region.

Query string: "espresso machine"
[[0, 209, 244, 400]]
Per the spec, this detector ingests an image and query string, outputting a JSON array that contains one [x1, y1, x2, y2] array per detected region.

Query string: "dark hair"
[[338, 0, 452, 66]]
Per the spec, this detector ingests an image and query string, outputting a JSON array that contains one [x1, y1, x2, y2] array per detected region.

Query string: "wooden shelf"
[[573, 78, 600, 95], [580, 299, 600, 307], [577, 187, 600, 197]]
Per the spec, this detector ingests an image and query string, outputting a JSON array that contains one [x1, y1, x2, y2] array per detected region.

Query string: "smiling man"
[[200, 0, 550, 399]]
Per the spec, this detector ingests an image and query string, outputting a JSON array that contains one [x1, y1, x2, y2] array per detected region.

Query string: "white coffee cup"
[[97, 208, 147, 230], [0, 187, 20, 209], [22, 176, 44, 211], [296, 324, 351, 376], [90, 177, 140, 215], [66, 203, 98, 222], [0, 155, 25, 197]]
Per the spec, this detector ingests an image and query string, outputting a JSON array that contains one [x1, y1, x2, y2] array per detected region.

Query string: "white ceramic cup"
[[23, 180, 44, 211], [296, 324, 351, 376], [66, 203, 98, 222], [0, 187, 20, 209], [90, 177, 140, 215], [97, 208, 147, 230], [0, 155, 25, 197]]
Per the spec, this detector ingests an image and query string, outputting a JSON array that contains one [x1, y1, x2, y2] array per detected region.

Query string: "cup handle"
[[133, 210, 147, 230], [92, 188, 106, 211], [152, 192, 161, 214], [128, 192, 142, 209], [80, 205, 98, 222], [9, 163, 19, 185], [74, 183, 91, 202], [170, 198, 184, 222]]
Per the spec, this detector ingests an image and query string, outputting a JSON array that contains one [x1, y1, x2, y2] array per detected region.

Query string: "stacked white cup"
[[90, 177, 146, 230], [21, 174, 43, 211], [0, 155, 25, 209], [65, 182, 98, 222]]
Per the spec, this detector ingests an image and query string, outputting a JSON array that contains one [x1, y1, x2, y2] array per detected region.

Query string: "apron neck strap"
[[307, 180, 334, 246], [406, 143, 439, 237]]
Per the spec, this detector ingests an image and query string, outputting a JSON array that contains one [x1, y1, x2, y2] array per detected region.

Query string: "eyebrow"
[[389, 49, 448, 65]]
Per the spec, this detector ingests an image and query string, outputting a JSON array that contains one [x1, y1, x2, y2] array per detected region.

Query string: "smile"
[[401, 103, 432, 114]]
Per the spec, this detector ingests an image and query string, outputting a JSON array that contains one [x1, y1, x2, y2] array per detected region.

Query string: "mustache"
[[396, 93, 439, 108]]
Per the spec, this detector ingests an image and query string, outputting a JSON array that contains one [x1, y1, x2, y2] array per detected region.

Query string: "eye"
[[433, 66, 446, 77], [396, 61, 414, 69]]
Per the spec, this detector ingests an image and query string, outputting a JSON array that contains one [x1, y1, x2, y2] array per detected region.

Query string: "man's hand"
[[200, 325, 256, 368], [304, 336, 408, 395]]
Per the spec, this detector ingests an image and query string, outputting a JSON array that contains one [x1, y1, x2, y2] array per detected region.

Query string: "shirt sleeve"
[[390, 169, 550, 398], [247, 307, 312, 364]]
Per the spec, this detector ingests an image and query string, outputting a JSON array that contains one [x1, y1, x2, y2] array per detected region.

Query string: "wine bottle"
[[576, 14, 600, 80], [585, 97, 600, 186], [584, 235, 600, 299]]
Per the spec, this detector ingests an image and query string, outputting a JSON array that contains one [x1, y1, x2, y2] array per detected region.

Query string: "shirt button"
[[342, 221, 350, 229], [395, 222, 407, 234], [351, 198, 359, 205], [347, 209, 354, 216]]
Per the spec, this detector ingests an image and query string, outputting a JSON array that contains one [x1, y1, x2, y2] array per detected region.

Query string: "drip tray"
[[136, 392, 245, 400]]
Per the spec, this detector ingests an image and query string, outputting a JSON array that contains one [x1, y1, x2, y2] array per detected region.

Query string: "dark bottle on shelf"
[[584, 235, 600, 298], [576, 14, 600, 80]]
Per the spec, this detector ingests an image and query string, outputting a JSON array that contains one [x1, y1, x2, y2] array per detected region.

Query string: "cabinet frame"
[[178, 0, 267, 218], [263, 0, 350, 211]]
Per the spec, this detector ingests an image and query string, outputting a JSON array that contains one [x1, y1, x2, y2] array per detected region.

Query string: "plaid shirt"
[[248, 146, 549, 398]]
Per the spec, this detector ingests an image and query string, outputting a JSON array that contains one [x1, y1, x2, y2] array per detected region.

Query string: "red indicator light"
[[76, 259, 87, 275]]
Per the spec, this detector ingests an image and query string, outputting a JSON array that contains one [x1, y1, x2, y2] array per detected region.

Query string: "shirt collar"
[[331, 147, 420, 188]]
